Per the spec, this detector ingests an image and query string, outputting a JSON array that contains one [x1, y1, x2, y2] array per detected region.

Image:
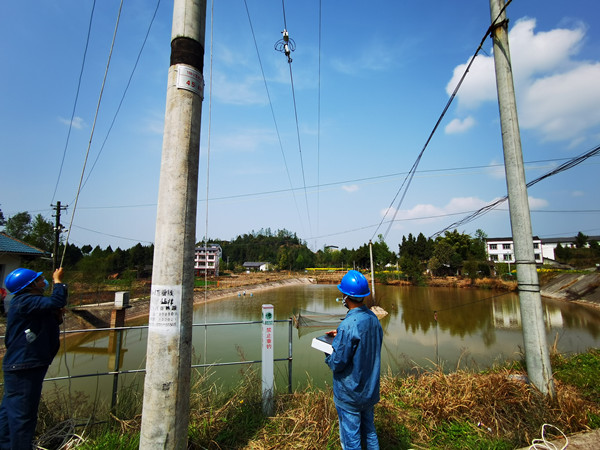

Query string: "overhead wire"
[[316, 0, 322, 250], [51, 0, 97, 204], [430, 143, 600, 238], [371, 0, 514, 243], [60, 0, 125, 267], [62, 155, 598, 210], [243, 0, 305, 232], [202, 0, 216, 373], [277, 0, 313, 237], [79, 0, 163, 193]]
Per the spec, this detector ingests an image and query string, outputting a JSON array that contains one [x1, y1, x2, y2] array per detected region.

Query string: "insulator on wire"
[[275, 28, 296, 63]]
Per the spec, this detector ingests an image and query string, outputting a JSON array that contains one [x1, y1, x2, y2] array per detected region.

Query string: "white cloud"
[[59, 116, 85, 129], [571, 190, 585, 197], [212, 71, 267, 106], [519, 63, 600, 141], [445, 116, 476, 134], [446, 54, 496, 109], [528, 196, 549, 209], [332, 38, 396, 75], [487, 159, 506, 180], [342, 184, 359, 193], [386, 197, 497, 225], [446, 18, 600, 143], [213, 128, 276, 153]]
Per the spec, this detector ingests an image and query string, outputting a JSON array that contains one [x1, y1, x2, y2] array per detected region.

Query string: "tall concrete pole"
[[140, 0, 207, 448], [489, 0, 554, 397]]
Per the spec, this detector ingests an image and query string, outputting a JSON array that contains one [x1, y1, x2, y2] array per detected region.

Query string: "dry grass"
[[245, 388, 338, 449], [29, 356, 600, 449], [379, 367, 599, 448]]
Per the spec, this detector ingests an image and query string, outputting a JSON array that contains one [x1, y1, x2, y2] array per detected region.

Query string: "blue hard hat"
[[337, 270, 370, 298], [4, 268, 43, 294]]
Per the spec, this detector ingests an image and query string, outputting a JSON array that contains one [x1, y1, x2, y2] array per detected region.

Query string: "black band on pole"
[[170, 37, 204, 72]]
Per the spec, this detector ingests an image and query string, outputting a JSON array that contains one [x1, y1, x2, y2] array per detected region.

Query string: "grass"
[[29, 348, 600, 449]]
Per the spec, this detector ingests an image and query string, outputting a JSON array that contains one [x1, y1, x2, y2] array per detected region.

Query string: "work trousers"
[[0, 366, 48, 450], [336, 405, 379, 450]]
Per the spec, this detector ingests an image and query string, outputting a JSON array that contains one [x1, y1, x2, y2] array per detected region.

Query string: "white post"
[[261, 304, 274, 415]]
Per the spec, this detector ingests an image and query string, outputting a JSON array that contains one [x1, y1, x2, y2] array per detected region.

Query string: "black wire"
[[51, 0, 97, 204], [242, 0, 305, 231], [287, 63, 313, 236], [430, 144, 600, 238], [78, 0, 162, 195], [372, 0, 514, 243], [276, 0, 313, 237]]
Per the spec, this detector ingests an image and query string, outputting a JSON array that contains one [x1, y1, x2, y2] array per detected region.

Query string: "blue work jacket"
[[325, 304, 383, 412], [2, 284, 68, 371]]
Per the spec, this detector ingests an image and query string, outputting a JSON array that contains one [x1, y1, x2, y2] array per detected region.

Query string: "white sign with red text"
[[176, 65, 204, 97]]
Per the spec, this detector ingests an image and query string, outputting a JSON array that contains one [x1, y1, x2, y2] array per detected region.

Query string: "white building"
[[540, 236, 600, 261], [485, 237, 543, 264], [242, 261, 271, 272], [194, 244, 222, 276], [486, 235, 600, 265]]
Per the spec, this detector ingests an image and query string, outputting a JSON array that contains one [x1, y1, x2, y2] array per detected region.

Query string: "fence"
[[1, 318, 294, 413]]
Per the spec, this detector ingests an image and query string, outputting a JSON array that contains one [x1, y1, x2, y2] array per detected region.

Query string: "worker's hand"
[[326, 330, 337, 337], [53, 268, 64, 284]]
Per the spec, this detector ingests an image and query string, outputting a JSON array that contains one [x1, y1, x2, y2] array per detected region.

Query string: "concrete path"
[[516, 428, 600, 449]]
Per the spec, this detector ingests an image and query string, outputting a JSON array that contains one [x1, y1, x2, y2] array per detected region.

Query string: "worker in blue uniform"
[[0, 267, 67, 450], [325, 270, 383, 449]]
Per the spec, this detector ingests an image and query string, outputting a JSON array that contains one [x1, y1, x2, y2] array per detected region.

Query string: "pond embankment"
[[540, 272, 600, 307], [2, 271, 599, 339]]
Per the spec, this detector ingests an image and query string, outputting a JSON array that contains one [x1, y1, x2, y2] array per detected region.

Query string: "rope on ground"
[[34, 418, 85, 449], [528, 423, 568, 450]]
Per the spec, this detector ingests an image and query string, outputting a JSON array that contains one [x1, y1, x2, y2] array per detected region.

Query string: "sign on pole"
[[261, 304, 274, 415]]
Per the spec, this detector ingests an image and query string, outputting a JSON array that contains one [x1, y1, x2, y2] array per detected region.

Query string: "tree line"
[[2, 209, 597, 282]]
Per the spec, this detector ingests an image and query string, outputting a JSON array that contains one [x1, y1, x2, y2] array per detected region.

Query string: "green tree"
[[399, 254, 423, 284], [5, 211, 32, 240], [471, 229, 488, 260], [5, 211, 55, 252], [28, 214, 55, 251], [372, 234, 396, 268], [575, 232, 589, 248]]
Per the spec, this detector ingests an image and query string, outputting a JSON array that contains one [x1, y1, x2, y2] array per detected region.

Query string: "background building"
[[194, 244, 222, 276]]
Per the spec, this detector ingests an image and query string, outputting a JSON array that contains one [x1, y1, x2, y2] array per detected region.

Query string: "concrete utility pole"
[[139, 0, 207, 448], [489, 0, 555, 397]]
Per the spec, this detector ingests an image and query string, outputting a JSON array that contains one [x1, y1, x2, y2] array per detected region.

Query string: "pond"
[[43, 283, 600, 405]]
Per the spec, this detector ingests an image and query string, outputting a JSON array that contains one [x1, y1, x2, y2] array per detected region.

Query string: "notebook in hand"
[[311, 333, 334, 354]]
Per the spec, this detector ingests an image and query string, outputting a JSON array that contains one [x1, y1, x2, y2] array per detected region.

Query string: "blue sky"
[[1, 0, 599, 253]]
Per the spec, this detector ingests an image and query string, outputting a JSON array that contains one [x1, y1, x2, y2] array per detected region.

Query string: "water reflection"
[[41, 284, 600, 400]]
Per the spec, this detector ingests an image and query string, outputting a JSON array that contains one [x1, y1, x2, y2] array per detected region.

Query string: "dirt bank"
[[64, 276, 315, 330]]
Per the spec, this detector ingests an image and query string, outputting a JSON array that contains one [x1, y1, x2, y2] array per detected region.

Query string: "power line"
[[59, 154, 598, 211], [61, 0, 125, 267], [316, 0, 322, 249], [371, 0, 514, 243], [79, 0, 162, 193], [275, 0, 313, 237], [430, 144, 600, 238], [71, 224, 153, 245], [51, 0, 97, 204], [243, 0, 305, 231]]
